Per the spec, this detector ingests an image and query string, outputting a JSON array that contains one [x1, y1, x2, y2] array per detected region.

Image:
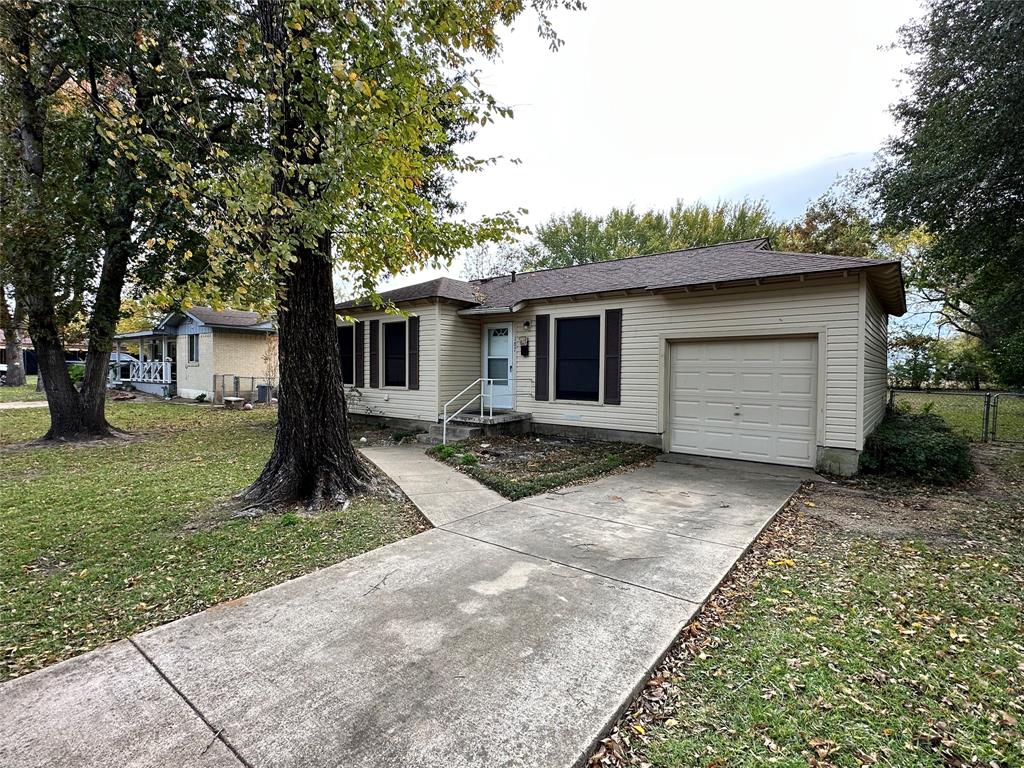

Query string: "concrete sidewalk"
[[1, 446, 803, 768], [361, 445, 506, 525]]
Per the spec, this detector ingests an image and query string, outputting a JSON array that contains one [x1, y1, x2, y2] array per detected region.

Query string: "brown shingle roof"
[[336, 240, 907, 315], [184, 306, 271, 328], [336, 277, 478, 310]]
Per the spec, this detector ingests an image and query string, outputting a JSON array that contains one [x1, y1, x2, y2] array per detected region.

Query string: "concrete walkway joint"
[[1, 444, 801, 768]]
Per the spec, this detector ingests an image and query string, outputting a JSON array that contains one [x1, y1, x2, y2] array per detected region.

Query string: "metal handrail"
[[442, 378, 497, 445]]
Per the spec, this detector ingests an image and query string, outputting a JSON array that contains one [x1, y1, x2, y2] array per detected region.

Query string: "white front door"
[[483, 323, 514, 410]]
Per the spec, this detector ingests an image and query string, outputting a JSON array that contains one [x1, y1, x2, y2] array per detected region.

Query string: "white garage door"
[[669, 337, 818, 467]]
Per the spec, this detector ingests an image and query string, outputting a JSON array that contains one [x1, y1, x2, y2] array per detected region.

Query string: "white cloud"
[[379, 0, 920, 290]]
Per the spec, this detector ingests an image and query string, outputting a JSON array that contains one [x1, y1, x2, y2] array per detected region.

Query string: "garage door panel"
[[776, 437, 814, 461], [673, 372, 701, 393], [779, 338, 815, 362], [669, 337, 817, 468], [739, 373, 773, 394], [704, 372, 737, 392], [779, 373, 814, 396], [738, 403, 773, 426], [778, 405, 814, 429]]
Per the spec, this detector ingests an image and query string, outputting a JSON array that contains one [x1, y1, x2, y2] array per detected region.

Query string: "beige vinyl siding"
[[342, 304, 441, 423], [861, 284, 889, 441], [437, 303, 481, 414], [489, 275, 864, 450]]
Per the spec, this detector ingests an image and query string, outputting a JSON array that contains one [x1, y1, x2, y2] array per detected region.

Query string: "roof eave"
[[456, 302, 525, 316]]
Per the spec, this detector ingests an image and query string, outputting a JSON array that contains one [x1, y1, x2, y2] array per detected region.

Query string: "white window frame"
[[187, 333, 200, 364]]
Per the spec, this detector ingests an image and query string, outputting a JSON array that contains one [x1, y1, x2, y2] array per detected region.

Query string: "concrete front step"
[[419, 423, 482, 445]]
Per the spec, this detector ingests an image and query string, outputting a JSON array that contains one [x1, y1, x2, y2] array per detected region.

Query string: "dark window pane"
[[555, 316, 600, 401], [383, 322, 406, 387], [338, 325, 354, 385]]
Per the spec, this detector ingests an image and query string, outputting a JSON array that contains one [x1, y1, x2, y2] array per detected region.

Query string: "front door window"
[[484, 324, 514, 410]]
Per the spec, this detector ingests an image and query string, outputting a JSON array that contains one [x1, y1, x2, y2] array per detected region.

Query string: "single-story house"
[[112, 307, 277, 400], [336, 238, 905, 475]]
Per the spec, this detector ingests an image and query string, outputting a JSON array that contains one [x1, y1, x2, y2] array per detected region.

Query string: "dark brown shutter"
[[368, 319, 379, 388], [603, 308, 622, 405], [407, 315, 420, 390], [535, 314, 550, 401], [354, 320, 365, 388]]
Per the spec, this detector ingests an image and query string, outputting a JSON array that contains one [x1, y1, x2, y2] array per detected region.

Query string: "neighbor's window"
[[338, 325, 355, 385], [382, 321, 406, 387], [555, 316, 600, 401], [187, 333, 200, 363]]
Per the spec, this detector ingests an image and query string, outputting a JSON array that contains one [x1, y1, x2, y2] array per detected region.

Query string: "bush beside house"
[[859, 410, 973, 484]]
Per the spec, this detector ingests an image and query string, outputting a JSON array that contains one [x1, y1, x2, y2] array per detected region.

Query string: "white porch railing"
[[442, 378, 496, 445], [129, 360, 173, 383]]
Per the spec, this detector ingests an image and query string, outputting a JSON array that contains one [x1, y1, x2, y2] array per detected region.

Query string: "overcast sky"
[[380, 0, 921, 290]]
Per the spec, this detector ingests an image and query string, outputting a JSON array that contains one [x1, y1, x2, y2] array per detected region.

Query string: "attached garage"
[[668, 337, 819, 467]]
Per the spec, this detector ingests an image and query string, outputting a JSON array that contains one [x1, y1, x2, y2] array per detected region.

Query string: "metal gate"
[[888, 389, 1024, 442]]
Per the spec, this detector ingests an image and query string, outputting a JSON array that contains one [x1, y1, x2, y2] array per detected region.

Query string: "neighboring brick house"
[[336, 239, 905, 475], [112, 307, 276, 400]]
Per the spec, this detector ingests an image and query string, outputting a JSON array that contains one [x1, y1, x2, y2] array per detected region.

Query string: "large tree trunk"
[[5, 7, 108, 439], [3, 3, 130, 440], [0, 287, 26, 387], [241, 0, 368, 509], [240, 233, 368, 509]]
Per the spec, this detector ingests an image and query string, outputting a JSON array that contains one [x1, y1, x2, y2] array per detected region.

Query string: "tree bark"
[[0, 287, 26, 387], [2, 4, 136, 440], [4, 6, 110, 439], [241, 0, 368, 509]]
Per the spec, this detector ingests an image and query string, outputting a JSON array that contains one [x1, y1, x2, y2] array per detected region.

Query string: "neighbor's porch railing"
[[442, 377, 497, 445], [128, 360, 173, 383]]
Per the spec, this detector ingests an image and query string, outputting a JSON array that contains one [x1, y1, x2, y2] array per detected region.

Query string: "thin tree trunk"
[[0, 287, 26, 387], [241, 0, 368, 509]]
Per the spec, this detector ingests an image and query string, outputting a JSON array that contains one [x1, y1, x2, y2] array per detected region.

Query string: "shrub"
[[860, 411, 972, 484], [459, 452, 478, 466], [429, 444, 459, 461], [67, 364, 85, 385]]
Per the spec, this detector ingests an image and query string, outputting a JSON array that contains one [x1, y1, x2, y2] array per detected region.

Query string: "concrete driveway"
[[1, 449, 806, 768]]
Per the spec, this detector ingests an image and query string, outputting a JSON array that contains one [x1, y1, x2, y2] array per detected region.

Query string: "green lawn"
[[893, 390, 1024, 442], [428, 435, 660, 500], [0, 403, 423, 681], [0, 375, 44, 403], [594, 449, 1024, 768]]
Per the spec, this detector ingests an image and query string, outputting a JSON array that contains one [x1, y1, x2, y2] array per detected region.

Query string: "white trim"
[[481, 321, 515, 410]]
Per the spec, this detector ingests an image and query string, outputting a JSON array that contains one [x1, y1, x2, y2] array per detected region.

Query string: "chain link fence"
[[889, 389, 1024, 442], [211, 375, 277, 406]]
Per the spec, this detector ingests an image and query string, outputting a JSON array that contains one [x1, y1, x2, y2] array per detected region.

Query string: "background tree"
[[0, 0, 250, 439], [462, 242, 529, 280], [869, 0, 1024, 387], [524, 199, 783, 268], [930, 335, 994, 390], [0, 283, 27, 386], [777, 191, 879, 258], [890, 331, 938, 390]]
